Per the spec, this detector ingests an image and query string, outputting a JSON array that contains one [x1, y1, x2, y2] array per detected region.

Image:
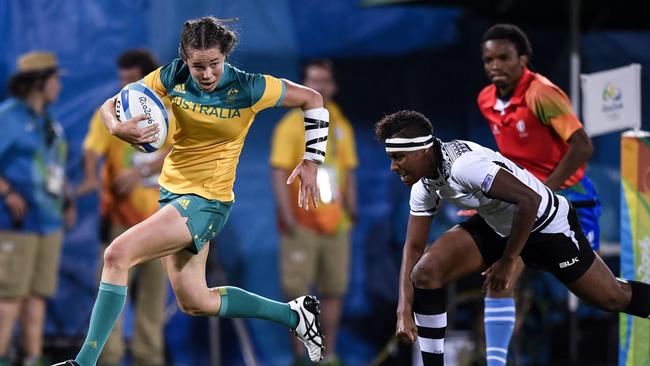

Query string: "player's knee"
[[176, 298, 204, 316], [596, 293, 628, 312], [410, 260, 442, 289], [176, 294, 211, 316], [103, 242, 129, 271]]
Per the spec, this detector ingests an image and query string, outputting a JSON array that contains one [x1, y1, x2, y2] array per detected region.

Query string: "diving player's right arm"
[[396, 214, 433, 344]]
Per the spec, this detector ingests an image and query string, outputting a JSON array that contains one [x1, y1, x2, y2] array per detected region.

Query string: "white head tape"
[[385, 135, 434, 152]]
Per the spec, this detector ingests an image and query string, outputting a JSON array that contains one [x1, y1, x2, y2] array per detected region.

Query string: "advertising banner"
[[619, 131, 650, 366]]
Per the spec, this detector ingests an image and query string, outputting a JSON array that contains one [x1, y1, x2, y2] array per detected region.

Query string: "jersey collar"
[[482, 67, 535, 112], [424, 139, 448, 188], [215, 62, 233, 90], [508, 67, 534, 106]]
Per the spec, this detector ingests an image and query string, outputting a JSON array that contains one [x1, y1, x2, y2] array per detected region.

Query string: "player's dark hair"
[[179, 16, 238, 61], [482, 24, 533, 59], [375, 110, 434, 141], [117, 49, 158, 76], [8, 68, 57, 99], [301, 59, 336, 82]]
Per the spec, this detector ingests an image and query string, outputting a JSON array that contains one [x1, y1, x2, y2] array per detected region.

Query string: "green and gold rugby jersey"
[[143, 59, 286, 201]]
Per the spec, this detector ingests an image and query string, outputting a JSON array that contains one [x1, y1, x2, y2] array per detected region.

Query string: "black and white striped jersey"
[[409, 140, 571, 237]]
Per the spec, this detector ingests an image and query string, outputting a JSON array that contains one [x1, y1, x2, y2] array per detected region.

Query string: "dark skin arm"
[[544, 128, 593, 190], [396, 214, 433, 344], [481, 169, 541, 293]]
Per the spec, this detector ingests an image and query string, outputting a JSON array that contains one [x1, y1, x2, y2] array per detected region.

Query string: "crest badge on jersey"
[[516, 119, 528, 138], [481, 173, 495, 191], [226, 88, 239, 103]]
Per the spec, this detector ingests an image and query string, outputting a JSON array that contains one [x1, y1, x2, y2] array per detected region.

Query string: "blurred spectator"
[[0, 51, 75, 366], [476, 23, 601, 365], [270, 59, 358, 366], [76, 49, 173, 366]]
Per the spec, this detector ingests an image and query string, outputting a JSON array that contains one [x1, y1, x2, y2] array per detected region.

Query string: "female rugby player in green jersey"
[[55, 16, 328, 366]]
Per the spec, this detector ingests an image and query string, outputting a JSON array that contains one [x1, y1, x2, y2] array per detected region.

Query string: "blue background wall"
[[1, 1, 649, 365]]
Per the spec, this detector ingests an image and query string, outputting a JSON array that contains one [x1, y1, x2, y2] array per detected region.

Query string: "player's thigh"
[[316, 230, 350, 297], [108, 205, 193, 267], [412, 225, 484, 288], [158, 187, 232, 255], [280, 226, 318, 298], [162, 244, 215, 312], [565, 255, 629, 311]]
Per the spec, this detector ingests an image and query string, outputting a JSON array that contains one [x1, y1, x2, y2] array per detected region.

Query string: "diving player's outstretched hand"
[[287, 159, 319, 210], [395, 310, 417, 344]]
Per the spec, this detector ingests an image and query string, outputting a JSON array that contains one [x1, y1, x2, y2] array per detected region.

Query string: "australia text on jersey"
[[171, 96, 242, 119]]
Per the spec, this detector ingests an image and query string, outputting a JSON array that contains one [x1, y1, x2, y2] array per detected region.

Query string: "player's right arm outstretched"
[[279, 79, 327, 211]]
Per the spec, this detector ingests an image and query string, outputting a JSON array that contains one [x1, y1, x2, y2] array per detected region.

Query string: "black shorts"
[[458, 207, 596, 283]]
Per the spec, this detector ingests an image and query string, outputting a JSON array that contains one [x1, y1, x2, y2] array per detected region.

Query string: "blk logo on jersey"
[[559, 257, 579, 269]]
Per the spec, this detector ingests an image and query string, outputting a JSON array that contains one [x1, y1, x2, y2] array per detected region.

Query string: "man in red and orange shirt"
[[475, 24, 601, 365]]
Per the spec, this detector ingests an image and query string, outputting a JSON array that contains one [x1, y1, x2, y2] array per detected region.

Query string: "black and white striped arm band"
[[303, 107, 330, 164], [384, 135, 434, 152]]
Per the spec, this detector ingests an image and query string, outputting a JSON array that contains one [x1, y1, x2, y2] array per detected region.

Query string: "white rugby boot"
[[289, 295, 324, 362]]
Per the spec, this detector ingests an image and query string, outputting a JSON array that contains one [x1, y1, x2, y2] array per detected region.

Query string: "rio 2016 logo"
[[601, 82, 623, 114], [602, 82, 622, 102], [138, 96, 154, 125]]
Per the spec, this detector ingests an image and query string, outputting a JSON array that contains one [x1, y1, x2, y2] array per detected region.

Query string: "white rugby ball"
[[115, 82, 168, 153]]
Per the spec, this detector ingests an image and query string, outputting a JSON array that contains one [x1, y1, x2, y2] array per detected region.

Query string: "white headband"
[[385, 135, 434, 152]]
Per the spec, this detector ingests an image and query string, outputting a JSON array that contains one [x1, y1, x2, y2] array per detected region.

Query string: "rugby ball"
[[115, 82, 168, 153]]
